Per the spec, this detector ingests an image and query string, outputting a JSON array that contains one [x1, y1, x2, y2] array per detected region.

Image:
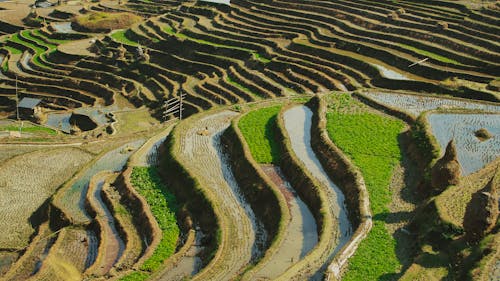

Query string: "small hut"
[[17, 97, 41, 119]]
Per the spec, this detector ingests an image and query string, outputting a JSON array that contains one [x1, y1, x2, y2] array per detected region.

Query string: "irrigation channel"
[[283, 105, 352, 272], [176, 111, 265, 281], [254, 165, 317, 279]]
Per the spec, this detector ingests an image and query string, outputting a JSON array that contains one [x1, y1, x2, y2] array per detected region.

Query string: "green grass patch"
[[398, 43, 463, 65], [325, 94, 405, 281], [10, 33, 45, 54], [162, 25, 175, 35], [3, 45, 23, 55], [253, 52, 271, 63], [111, 30, 139, 46], [21, 30, 56, 50], [1, 124, 57, 135], [239, 105, 282, 164], [119, 271, 149, 281], [130, 167, 179, 272], [31, 30, 70, 45]]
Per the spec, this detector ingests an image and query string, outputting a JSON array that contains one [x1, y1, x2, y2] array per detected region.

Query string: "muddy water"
[[372, 64, 410, 80], [254, 165, 317, 279], [367, 92, 500, 117], [60, 139, 145, 224], [157, 231, 204, 281], [428, 113, 500, 175], [214, 131, 267, 261], [45, 112, 71, 133], [52, 22, 74, 33], [91, 178, 125, 271], [179, 111, 261, 280], [45, 107, 113, 134], [21, 52, 32, 70], [283, 105, 352, 269]]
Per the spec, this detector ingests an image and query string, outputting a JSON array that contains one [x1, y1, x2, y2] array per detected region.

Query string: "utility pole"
[[179, 90, 183, 120], [15, 74, 19, 121], [162, 91, 185, 121], [15, 74, 21, 136]]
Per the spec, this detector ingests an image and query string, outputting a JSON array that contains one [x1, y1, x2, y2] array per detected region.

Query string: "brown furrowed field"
[[0, 147, 92, 249]]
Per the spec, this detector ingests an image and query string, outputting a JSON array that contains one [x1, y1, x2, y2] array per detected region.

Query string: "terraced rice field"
[[365, 91, 500, 117], [284, 105, 352, 262], [0, 147, 92, 249], [238, 105, 318, 279], [55, 139, 145, 224], [173, 110, 263, 281], [0, 0, 499, 280], [427, 113, 500, 174], [324, 95, 406, 280]]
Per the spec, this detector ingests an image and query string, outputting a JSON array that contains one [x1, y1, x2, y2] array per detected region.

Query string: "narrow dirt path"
[[253, 165, 318, 279], [176, 110, 261, 281], [283, 105, 352, 272]]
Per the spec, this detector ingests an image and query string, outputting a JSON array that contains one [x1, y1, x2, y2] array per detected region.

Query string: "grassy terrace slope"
[[125, 167, 179, 280], [325, 94, 405, 280], [238, 105, 282, 164]]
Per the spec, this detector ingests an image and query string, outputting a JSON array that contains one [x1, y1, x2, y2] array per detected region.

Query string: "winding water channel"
[[254, 165, 317, 279], [283, 105, 352, 271]]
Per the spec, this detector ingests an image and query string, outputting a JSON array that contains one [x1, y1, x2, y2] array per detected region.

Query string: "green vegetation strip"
[[111, 30, 140, 47], [238, 105, 281, 164], [325, 95, 404, 281], [3, 45, 22, 55], [122, 167, 179, 280], [0, 124, 57, 135], [398, 43, 463, 65], [32, 30, 70, 45], [163, 24, 269, 63], [21, 31, 56, 50]]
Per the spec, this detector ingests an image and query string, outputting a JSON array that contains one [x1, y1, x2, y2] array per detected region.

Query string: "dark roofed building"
[[18, 97, 41, 119]]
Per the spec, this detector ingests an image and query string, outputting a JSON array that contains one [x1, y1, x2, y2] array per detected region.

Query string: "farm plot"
[[427, 113, 500, 175], [365, 92, 500, 117], [55, 139, 145, 224], [238, 105, 318, 279], [131, 167, 180, 272], [0, 147, 92, 249], [324, 94, 406, 281], [256, 165, 318, 279], [175, 110, 264, 281], [0, 144, 44, 162], [84, 172, 125, 276], [283, 105, 352, 269]]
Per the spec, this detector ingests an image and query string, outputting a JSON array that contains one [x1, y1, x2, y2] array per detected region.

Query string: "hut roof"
[[18, 97, 41, 109]]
